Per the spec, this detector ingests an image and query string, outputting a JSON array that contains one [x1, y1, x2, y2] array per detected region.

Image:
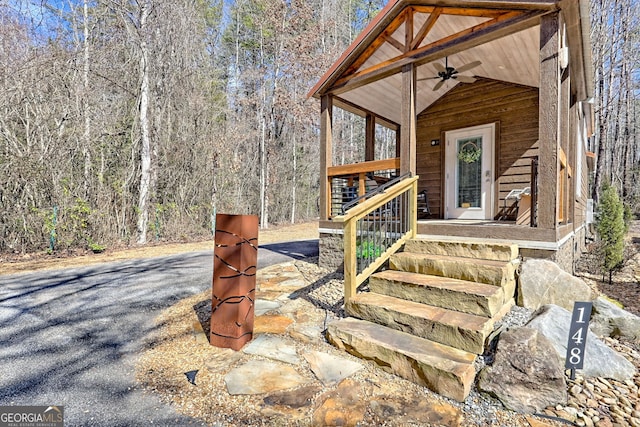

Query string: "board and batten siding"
[[416, 78, 539, 219]]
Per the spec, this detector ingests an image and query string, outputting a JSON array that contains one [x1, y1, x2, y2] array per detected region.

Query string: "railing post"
[[343, 219, 357, 302], [410, 179, 418, 238], [358, 172, 366, 200]]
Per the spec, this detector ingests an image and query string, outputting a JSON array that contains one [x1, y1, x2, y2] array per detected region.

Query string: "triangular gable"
[[308, 0, 556, 101]]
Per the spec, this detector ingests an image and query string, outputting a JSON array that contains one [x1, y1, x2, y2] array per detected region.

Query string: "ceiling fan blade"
[[433, 80, 445, 91], [455, 60, 482, 73], [417, 76, 441, 82], [433, 62, 446, 73], [454, 75, 476, 83]]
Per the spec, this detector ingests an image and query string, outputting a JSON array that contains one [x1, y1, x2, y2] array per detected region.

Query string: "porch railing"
[[328, 158, 400, 218], [333, 174, 418, 302]]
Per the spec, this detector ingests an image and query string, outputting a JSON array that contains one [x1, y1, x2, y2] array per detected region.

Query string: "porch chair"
[[501, 187, 530, 221], [417, 189, 431, 219]]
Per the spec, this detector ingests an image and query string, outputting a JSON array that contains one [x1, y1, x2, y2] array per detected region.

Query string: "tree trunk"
[[82, 0, 92, 199], [136, 0, 152, 244]]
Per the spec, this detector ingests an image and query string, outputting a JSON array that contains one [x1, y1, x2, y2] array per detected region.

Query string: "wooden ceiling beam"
[[413, 6, 505, 18], [411, 7, 442, 50], [413, 1, 557, 11], [405, 7, 414, 53], [385, 35, 405, 53], [344, 10, 408, 76], [333, 96, 400, 130], [327, 9, 546, 96]]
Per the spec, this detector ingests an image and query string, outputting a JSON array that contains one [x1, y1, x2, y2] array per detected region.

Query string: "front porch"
[[320, 216, 587, 272]]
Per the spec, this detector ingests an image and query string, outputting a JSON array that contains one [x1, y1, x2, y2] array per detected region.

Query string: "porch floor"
[[416, 219, 569, 251]]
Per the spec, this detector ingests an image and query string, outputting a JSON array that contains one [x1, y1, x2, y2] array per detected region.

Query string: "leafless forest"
[[0, 0, 637, 254]]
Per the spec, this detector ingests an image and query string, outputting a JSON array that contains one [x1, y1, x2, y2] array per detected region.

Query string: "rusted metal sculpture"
[[210, 214, 258, 350]]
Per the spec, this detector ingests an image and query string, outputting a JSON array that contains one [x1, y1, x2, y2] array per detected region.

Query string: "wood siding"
[[416, 78, 539, 219]]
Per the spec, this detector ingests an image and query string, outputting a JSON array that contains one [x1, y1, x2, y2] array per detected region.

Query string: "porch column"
[[320, 94, 333, 220], [365, 113, 375, 162], [537, 13, 561, 230], [400, 63, 417, 175]]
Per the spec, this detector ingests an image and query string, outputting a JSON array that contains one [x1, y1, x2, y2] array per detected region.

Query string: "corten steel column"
[[210, 214, 259, 351]]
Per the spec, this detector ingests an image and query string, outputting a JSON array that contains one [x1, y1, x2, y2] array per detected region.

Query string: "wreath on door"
[[457, 141, 482, 163]]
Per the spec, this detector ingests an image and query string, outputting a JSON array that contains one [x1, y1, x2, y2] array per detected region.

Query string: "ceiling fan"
[[419, 57, 482, 91]]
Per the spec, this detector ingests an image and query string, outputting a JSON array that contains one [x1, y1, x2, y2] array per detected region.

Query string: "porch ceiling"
[[309, 1, 556, 126]]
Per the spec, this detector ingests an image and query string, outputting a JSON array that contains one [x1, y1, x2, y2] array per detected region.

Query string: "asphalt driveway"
[[0, 240, 318, 426]]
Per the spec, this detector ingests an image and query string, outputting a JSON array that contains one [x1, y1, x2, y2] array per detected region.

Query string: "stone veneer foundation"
[[319, 225, 591, 274]]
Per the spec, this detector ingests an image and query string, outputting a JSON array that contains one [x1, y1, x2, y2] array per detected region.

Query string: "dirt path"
[[0, 222, 319, 276]]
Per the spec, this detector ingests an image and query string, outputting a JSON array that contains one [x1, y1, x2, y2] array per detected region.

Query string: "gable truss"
[[327, 5, 551, 96]]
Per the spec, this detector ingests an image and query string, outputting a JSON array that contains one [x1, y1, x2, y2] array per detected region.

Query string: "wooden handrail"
[[334, 175, 418, 301], [327, 158, 401, 218], [327, 158, 400, 177], [335, 176, 418, 223]]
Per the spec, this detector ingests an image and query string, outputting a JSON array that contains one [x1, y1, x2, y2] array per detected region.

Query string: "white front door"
[[445, 123, 495, 220]]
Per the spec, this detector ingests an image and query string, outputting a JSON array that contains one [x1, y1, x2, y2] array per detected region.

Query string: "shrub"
[[595, 183, 625, 283]]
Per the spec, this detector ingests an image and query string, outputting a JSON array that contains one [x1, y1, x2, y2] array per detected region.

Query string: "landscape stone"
[[256, 262, 297, 281], [518, 259, 595, 311], [289, 322, 324, 343], [525, 415, 558, 427], [254, 290, 287, 301], [589, 296, 640, 341], [526, 304, 636, 380], [204, 347, 244, 373], [312, 379, 367, 427], [254, 314, 293, 334], [303, 351, 364, 386], [279, 298, 327, 324], [254, 299, 281, 316], [259, 277, 307, 292], [368, 397, 462, 426], [257, 263, 307, 293], [242, 334, 299, 364], [263, 384, 322, 408], [224, 360, 308, 395], [478, 327, 567, 413]]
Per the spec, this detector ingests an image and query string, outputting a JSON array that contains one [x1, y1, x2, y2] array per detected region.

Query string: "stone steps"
[[390, 252, 517, 287], [369, 269, 506, 317], [328, 238, 520, 402], [404, 239, 518, 262], [326, 317, 476, 402], [346, 292, 495, 354]]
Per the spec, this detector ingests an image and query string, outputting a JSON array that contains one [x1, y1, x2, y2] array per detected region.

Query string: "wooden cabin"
[[308, 0, 595, 276], [309, 0, 595, 402]]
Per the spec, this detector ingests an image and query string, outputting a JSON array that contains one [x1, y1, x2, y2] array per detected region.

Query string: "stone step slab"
[[405, 239, 519, 262], [346, 292, 493, 354], [326, 317, 476, 402], [369, 269, 505, 317], [390, 252, 516, 287]]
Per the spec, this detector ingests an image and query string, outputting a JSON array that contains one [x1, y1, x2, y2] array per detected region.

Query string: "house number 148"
[[565, 301, 593, 376]]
